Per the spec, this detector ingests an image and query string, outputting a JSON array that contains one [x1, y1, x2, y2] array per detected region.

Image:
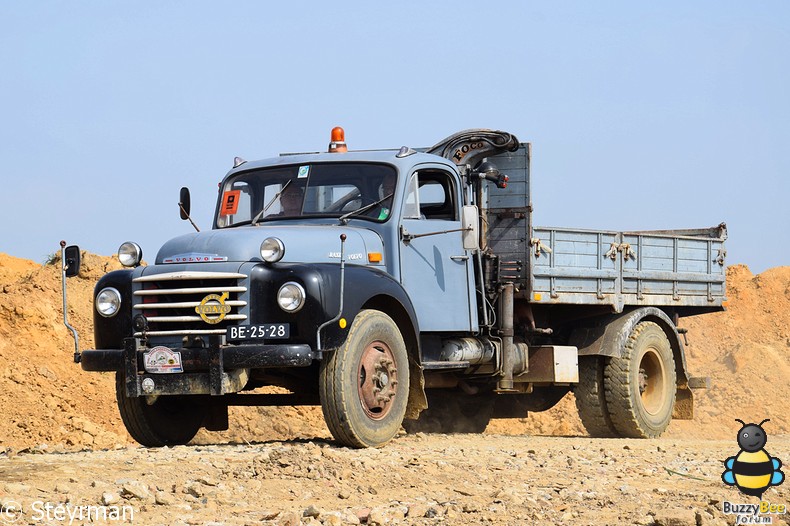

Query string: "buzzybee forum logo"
[[722, 418, 784, 498]]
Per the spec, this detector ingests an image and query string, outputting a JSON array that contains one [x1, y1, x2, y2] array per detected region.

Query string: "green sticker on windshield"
[[298, 165, 310, 178]]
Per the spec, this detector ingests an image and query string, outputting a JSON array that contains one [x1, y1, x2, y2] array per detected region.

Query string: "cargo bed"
[[486, 145, 727, 314], [529, 224, 727, 312]]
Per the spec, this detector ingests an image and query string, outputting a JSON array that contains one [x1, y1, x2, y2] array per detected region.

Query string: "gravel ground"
[[1, 434, 788, 526]]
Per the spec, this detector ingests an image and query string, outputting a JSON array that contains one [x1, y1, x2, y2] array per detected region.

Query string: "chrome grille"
[[132, 271, 247, 336]]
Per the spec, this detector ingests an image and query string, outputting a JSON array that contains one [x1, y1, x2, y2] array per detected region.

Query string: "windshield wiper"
[[251, 180, 292, 226], [338, 193, 393, 225]]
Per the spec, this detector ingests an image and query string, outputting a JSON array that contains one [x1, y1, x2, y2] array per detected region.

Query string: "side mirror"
[[64, 245, 81, 278], [179, 187, 191, 220], [461, 205, 480, 251]]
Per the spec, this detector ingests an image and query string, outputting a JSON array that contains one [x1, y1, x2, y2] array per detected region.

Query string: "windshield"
[[215, 162, 397, 228]]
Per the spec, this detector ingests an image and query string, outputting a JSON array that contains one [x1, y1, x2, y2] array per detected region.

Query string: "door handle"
[[450, 255, 469, 261]]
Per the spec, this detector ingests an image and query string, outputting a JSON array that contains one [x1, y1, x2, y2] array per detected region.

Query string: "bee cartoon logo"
[[722, 418, 784, 498]]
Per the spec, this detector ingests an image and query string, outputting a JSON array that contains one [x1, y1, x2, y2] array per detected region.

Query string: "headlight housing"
[[118, 242, 143, 267], [96, 287, 122, 317], [260, 237, 285, 263], [277, 282, 305, 313]]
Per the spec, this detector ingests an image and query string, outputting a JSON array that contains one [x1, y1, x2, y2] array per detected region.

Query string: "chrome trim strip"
[[134, 329, 227, 337], [133, 271, 246, 282], [144, 314, 247, 323], [133, 300, 247, 309], [134, 286, 247, 295]]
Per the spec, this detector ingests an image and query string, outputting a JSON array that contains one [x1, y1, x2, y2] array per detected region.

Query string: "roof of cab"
[[225, 149, 456, 177]]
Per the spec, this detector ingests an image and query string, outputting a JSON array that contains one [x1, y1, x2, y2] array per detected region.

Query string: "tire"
[[115, 372, 204, 447], [319, 310, 409, 448], [402, 390, 494, 434], [574, 356, 618, 438], [604, 321, 676, 438]]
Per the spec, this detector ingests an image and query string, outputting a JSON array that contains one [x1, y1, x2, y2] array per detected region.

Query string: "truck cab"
[[205, 147, 479, 333]]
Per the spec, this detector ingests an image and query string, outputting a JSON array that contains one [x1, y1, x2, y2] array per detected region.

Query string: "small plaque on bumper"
[[143, 346, 184, 374]]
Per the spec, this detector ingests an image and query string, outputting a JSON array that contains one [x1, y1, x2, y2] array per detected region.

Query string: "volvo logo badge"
[[195, 292, 231, 324]]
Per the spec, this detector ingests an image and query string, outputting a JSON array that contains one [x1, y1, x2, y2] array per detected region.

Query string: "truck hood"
[[155, 225, 384, 266]]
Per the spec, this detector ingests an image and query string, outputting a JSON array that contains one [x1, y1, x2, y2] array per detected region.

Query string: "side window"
[[419, 181, 446, 207], [402, 174, 420, 219], [417, 170, 456, 220]]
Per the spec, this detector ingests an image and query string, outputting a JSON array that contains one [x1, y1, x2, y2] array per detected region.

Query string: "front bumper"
[[82, 337, 313, 397]]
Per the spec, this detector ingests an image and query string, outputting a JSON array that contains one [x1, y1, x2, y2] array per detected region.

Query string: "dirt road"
[[1, 434, 788, 526]]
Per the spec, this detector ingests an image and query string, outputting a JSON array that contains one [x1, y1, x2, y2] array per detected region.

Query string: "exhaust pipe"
[[497, 282, 517, 392]]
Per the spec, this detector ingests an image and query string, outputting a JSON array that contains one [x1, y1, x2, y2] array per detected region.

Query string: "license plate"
[[227, 324, 290, 341]]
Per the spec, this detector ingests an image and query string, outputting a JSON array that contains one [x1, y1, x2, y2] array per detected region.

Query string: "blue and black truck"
[[62, 128, 726, 447]]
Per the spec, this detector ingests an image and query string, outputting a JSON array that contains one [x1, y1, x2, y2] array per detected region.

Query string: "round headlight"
[[260, 237, 285, 263], [118, 242, 143, 267], [277, 282, 305, 313], [96, 287, 122, 317]]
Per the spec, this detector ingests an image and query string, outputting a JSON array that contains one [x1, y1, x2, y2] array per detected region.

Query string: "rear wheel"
[[319, 310, 409, 448], [604, 322, 676, 438], [115, 372, 204, 447], [574, 356, 618, 437]]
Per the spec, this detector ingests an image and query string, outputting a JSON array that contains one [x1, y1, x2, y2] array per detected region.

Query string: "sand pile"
[[0, 252, 128, 450], [0, 252, 786, 451]]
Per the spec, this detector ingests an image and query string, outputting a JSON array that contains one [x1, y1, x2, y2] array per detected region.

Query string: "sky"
[[1, 2, 788, 274]]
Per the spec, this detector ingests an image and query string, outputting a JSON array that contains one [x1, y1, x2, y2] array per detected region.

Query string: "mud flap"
[[673, 376, 710, 420], [673, 385, 694, 420], [405, 358, 427, 420]]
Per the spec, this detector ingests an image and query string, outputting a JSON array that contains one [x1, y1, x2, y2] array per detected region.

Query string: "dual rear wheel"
[[575, 321, 676, 438]]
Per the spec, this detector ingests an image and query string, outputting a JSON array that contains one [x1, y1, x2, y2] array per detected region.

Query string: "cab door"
[[398, 167, 476, 332]]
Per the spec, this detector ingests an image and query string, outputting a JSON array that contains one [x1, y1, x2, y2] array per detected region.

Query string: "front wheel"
[[604, 321, 676, 438], [319, 310, 410, 448], [115, 372, 205, 447]]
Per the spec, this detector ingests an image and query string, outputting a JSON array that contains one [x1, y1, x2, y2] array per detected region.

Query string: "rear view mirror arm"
[[60, 240, 81, 363], [400, 225, 472, 244]]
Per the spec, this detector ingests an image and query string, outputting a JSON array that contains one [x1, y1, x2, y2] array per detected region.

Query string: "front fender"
[[247, 263, 419, 354], [249, 261, 426, 417], [94, 269, 134, 349], [318, 264, 425, 419], [314, 264, 420, 354]]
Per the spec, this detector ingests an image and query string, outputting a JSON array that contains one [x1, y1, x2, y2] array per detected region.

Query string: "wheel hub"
[[638, 368, 648, 394], [358, 342, 399, 420], [375, 371, 390, 389], [639, 348, 667, 415]]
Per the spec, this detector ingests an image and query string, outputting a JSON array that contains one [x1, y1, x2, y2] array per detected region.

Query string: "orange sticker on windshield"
[[221, 190, 241, 216]]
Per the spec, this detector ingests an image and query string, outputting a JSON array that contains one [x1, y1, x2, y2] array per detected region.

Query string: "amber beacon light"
[[328, 126, 348, 153]]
